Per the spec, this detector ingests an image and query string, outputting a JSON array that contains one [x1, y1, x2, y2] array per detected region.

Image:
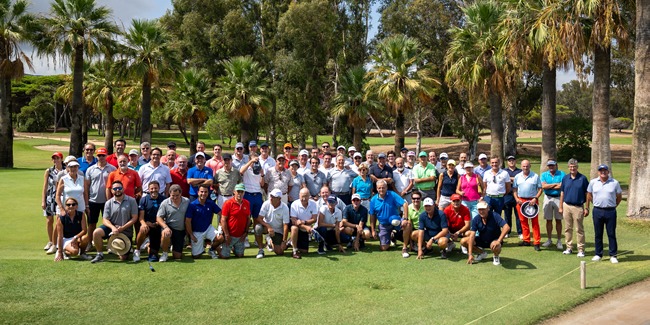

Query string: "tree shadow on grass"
[[619, 252, 650, 263], [500, 257, 537, 270]]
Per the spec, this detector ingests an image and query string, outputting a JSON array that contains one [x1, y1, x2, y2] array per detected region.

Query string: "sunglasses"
[[236, 148, 244, 150], [112, 187, 123, 191], [322, 145, 329, 148], [97, 154, 106, 157], [452, 200, 461, 203], [85, 149, 95, 152], [141, 147, 150, 150], [66, 203, 77, 207]]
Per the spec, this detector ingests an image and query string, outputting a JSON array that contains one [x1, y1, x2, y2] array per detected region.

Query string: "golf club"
[[148, 261, 156, 272]]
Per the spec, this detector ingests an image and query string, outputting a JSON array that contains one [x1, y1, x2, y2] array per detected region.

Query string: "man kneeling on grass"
[[185, 184, 223, 259], [289, 188, 319, 259], [134, 181, 166, 262], [156, 184, 190, 262], [314, 195, 346, 255], [461, 201, 510, 266], [341, 194, 371, 251], [254, 189, 290, 258], [415, 198, 449, 260], [220, 183, 250, 259]]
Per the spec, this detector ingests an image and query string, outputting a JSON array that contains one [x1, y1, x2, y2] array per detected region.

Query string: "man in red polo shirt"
[[106, 154, 142, 200], [444, 194, 471, 254], [220, 183, 250, 258], [106, 138, 127, 168], [170, 155, 190, 198]]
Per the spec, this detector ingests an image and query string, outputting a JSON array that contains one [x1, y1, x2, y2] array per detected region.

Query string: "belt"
[[418, 187, 436, 191], [594, 206, 616, 210], [546, 194, 560, 198], [220, 194, 233, 197], [361, 198, 370, 201], [564, 203, 583, 207], [487, 194, 504, 198], [245, 192, 262, 196], [332, 191, 350, 196]]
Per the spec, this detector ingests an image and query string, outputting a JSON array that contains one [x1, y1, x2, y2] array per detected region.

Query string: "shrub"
[[556, 117, 592, 162]]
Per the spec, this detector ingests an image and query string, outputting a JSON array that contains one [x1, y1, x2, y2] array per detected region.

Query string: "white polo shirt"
[[290, 200, 318, 221], [483, 169, 510, 196]]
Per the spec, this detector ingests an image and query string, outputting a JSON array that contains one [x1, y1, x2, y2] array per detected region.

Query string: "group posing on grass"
[[42, 139, 623, 265]]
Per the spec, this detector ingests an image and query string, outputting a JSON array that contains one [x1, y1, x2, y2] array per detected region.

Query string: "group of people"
[[42, 139, 623, 265]]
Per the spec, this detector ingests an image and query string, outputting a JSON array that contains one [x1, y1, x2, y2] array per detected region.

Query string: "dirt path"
[[540, 278, 650, 324]]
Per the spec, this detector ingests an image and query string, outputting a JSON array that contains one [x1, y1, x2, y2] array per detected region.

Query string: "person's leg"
[[543, 198, 554, 242], [254, 223, 265, 249], [149, 227, 161, 255], [316, 226, 327, 252], [531, 216, 541, 246], [503, 196, 514, 234], [592, 209, 605, 257], [290, 225, 299, 254], [93, 226, 107, 253], [171, 229, 184, 259], [136, 225, 149, 249], [378, 224, 392, 251], [563, 203, 574, 250], [553, 200, 563, 243], [493, 197, 504, 215], [517, 202, 531, 243], [605, 210, 618, 257], [191, 231, 206, 258], [575, 211, 586, 254], [490, 240, 502, 256], [401, 220, 412, 249], [437, 236, 449, 250], [46, 215, 54, 244]]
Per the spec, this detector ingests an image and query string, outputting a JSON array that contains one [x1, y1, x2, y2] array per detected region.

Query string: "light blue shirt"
[[513, 171, 542, 198], [351, 176, 373, 199], [541, 170, 565, 196], [587, 177, 622, 208]]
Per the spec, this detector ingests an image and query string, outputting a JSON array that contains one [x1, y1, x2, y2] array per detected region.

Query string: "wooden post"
[[580, 261, 586, 289]]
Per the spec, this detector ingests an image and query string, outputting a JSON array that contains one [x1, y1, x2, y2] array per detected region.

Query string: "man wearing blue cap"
[[587, 164, 622, 263], [540, 159, 566, 250], [314, 195, 346, 254]]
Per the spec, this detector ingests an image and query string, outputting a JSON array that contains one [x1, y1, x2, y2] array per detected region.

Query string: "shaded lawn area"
[[2, 138, 649, 324]]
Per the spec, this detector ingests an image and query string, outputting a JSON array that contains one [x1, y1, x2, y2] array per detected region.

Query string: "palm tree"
[[332, 66, 381, 151], [365, 34, 436, 153], [445, 0, 518, 162], [0, 0, 34, 168], [32, 0, 119, 156], [628, 0, 650, 219], [164, 68, 213, 155], [85, 60, 120, 152], [119, 18, 178, 144], [212, 56, 271, 146]]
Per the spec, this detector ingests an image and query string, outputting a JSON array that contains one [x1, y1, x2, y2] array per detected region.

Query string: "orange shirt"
[[107, 168, 142, 198]]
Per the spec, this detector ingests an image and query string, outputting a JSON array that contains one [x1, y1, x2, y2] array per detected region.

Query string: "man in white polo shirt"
[[289, 188, 319, 259], [254, 189, 290, 258], [482, 156, 511, 216]]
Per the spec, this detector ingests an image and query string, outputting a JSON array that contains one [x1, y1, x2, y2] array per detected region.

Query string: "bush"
[[556, 117, 592, 162], [16, 97, 54, 132], [610, 117, 633, 132]]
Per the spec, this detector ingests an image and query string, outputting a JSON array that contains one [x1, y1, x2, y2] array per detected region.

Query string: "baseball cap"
[[289, 159, 299, 166], [507, 155, 516, 160], [423, 197, 434, 206], [96, 148, 108, 155], [440, 152, 449, 159], [128, 149, 139, 156], [234, 183, 246, 191], [378, 153, 386, 159], [478, 153, 488, 160], [195, 152, 205, 158], [447, 159, 456, 166], [283, 143, 293, 149], [235, 142, 244, 149], [167, 141, 177, 148], [464, 162, 474, 168], [407, 151, 416, 157], [401, 147, 408, 152], [598, 164, 609, 171], [270, 189, 282, 198], [249, 140, 257, 147], [51, 152, 63, 159], [299, 149, 309, 156], [353, 152, 362, 158], [66, 160, 80, 167], [337, 145, 345, 151], [348, 146, 356, 152], [327, 195, 337, 203], [64, 155, 76, 164], [547, 160, 557, 166], [276, 154, 285, 160], [351, 193, 361, 201], [477, 201, 488, 209], [418, 151, 427, 157], [260, 142, 269, 148], [451, 194, 461, 201], [222, 153, 232, 160]]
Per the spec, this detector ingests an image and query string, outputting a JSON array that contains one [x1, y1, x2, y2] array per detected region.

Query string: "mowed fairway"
[[2, 138, 650, 324]]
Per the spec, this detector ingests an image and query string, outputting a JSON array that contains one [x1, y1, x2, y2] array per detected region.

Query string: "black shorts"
[[88, 201, 105, 224], [271, 233, 284, 245], [171, 228, 185, 253], [297, 230, 310, 250], [475, 237, 493, 249]]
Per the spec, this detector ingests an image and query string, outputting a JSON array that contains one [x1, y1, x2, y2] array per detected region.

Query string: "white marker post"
[[580, 261, 586, 289]]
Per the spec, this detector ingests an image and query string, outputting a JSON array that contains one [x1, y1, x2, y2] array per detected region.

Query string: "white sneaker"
[[577, 251, 585, 258], [208, 250, 219, 259], [266, 235, 273, 251], [518, 234, 523, 240], [562, 249, 573, 255], [256, 249, 265, 259], [63, 252, 70, 260], [592, 255, 602, 261], [244, 237, 250, 248], [79, 253, 92, 261], [542, 239, 552, 247], [402, 249, 410, 258], [461, 246, 468, 255], [160, 252, 168, 262], [476, 251, 488, 262], [44, 242, 53, 250], [610, 256, 619, 264], [493, 256, 500, 265], [446, 241, 456, 253], [556, 241, 563, 250], [140, 237, 150, 251], [133, 250, 141, 262], [46, 245, 57, 254]]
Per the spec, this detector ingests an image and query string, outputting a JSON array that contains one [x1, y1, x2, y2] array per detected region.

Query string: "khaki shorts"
[[543, 195, 562, 220]]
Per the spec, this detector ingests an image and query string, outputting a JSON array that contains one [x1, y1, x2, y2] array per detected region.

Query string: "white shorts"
[[63, 237, 76, 250], [191, 225, 221, 256], [438, 195, 452, 209]]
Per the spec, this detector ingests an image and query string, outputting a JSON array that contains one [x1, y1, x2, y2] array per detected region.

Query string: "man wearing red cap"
[[84, 148, 116, 245], [443, 193, 471, 253]]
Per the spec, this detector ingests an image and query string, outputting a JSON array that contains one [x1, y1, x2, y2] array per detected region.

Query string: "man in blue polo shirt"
[[185, 185, 222, 259], [559, 159, 589, 257], [587, 164, 622, 264], [415, 197, 449, 259], [369, 180, 410, 257], [187, 152, 214, 202], [462, 201, 510, 266], [135, 181, 166, 262], [540, 160, 566, 250], [78, 143, 98, 174]]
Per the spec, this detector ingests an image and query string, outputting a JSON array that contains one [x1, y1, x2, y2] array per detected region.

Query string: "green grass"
[[2, 136, 647, 324]]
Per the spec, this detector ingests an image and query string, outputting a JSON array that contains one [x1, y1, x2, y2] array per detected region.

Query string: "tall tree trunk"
[[190, 112, 199, 155], [353, 125, 363, 151], [270, 97, 277, 157], [69, 46, 85, 157], [590, 45, 612, 178], [240, 118, 252, 153], [394, 111, 405, 153], [140, 74, 152, 144], [488, 88, 504, 163], [504, 101, 517, 159], [415, 108, 422, 154], [628, 1, 650, 219], [0, 76, 13, 168], [540, 64, 557, 173], [105, 97, 114, 153], [81, 104, 88, 145]]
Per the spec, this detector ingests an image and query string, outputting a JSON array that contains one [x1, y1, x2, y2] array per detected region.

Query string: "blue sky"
[[27, 0, 579, 88]]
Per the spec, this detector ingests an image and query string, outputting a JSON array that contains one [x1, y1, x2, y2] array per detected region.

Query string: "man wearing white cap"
[[297, 149, 311, 175], [406, 151, 416, 169], [473, 153, 490, 178], [265, 154, 291, 203], [187, 151, 214, 202], [128, 149, 142, 171], [336, 145, 346, 158], [346, 146, 356, 165], [188, 141, 211, 169], [255, 189, 290, 258], [540, 159, 566, 250], [415, 198, 449, 259], [350, 152, 363, 174], [231, 142, 249, 170], [342, 193, 370, 251], [462, 201, 510, 266], [437, 152, 450, 174]]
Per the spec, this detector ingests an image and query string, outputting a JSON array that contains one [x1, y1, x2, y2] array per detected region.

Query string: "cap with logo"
[[249, 141, 257, 147], [96, 148, 108, 155], [440, 152, 449, 159], [423, 197, 434, 206], [478, 153, 488, 160]]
